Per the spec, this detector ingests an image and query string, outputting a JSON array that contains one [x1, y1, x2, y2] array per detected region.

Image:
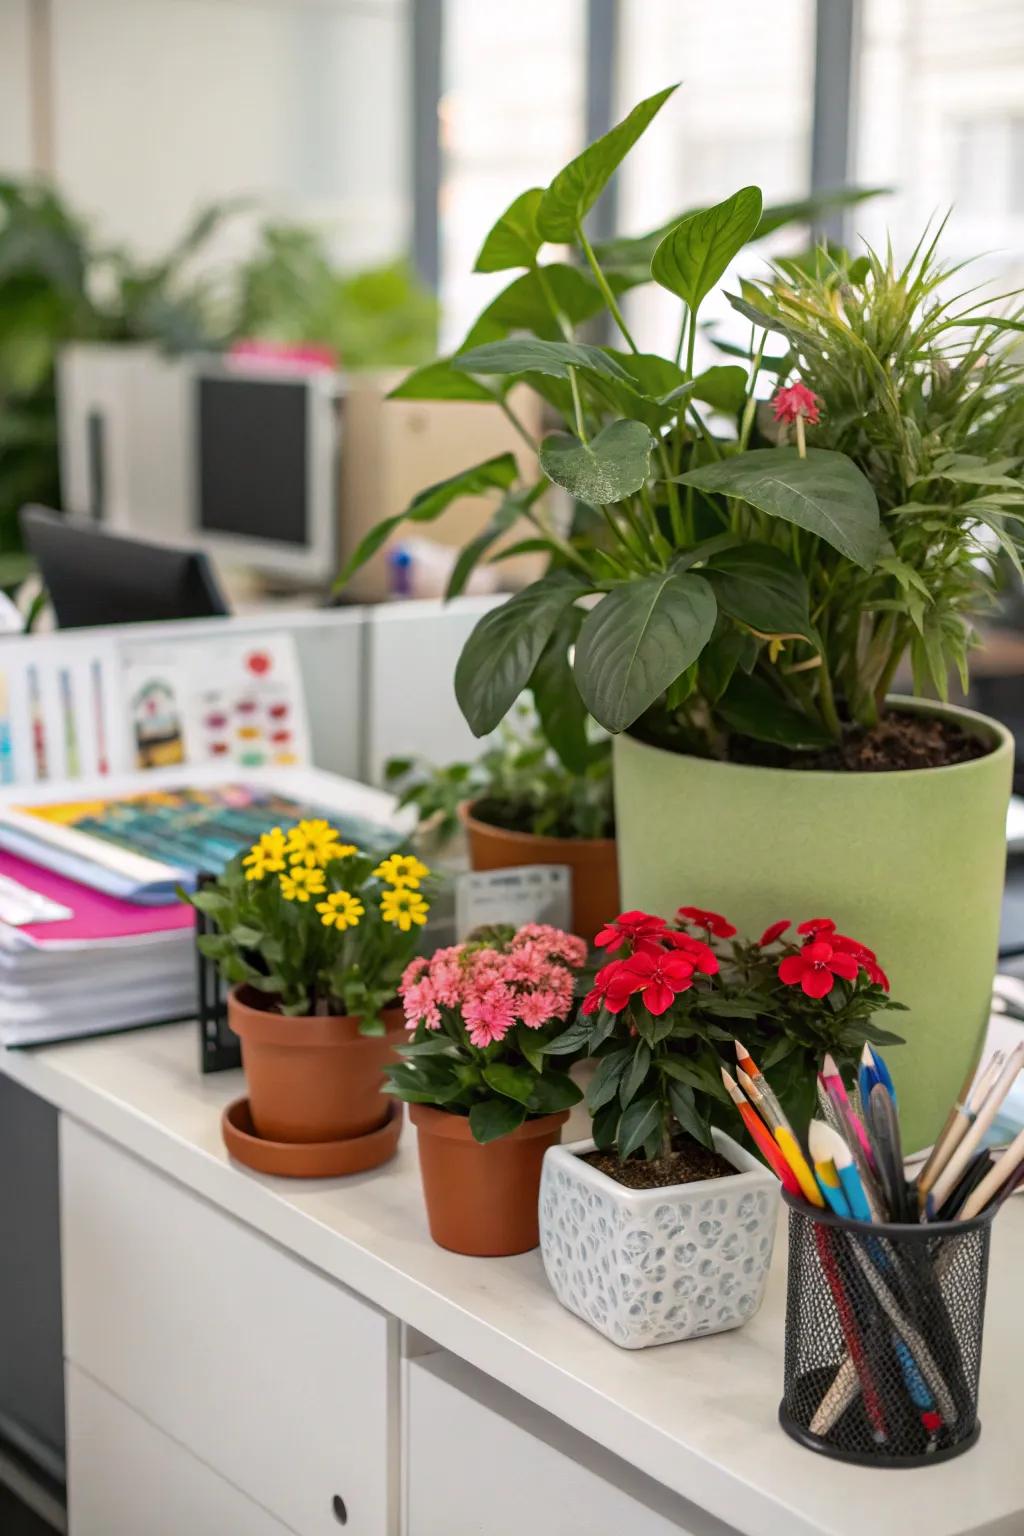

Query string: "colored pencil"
[[736, 1067, 824, 1207], [808, 1120, 872, 1222], [822, 1052, 878, 1172], [734, 1040, 791, 1129], [813, 1223, 888, 1444], [720, 1068, 801, 1196], [929, 1043, 1024, 1211]]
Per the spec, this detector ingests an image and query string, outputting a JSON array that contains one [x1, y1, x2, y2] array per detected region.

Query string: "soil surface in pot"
[[642, 710, 989, 773], [470, 796, 615, 841], [583, 1134, 738, 1190]]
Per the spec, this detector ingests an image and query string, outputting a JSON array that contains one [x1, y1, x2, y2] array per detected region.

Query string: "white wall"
[[2, 0, 410, 271], [0, 0, 34, 177]]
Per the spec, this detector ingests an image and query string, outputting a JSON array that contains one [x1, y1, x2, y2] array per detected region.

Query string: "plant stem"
[[685, 306, 697, 381], [498, 398, 539, 453], [674, 307, 687, 367], [738, 331, 768, 452], [658, 441, 685, 547], [816, 653, 843, 739], [795, 414, 807, 459], [578, 226, 640, 355], [567, 366, 589, 443]]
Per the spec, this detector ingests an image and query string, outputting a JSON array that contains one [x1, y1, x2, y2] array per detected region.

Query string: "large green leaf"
[[388, 357, 497, 402], [335, 453, 518, 587], [691, 365, 748, 413], [483, 1062, 537, 1104], [527, 1072, 583, 1113], [530, 607, 590, 773], [454, 337, 631, 384], [676, 448, 881, 569], [717, 673, 833, 749], [574, 571, 717, 732], [652, 186, 763, 313], [455, 570, 589, 736], [539, 419, 655, 505], [536, 84, 679, 242], [446, 483, 541, 600], [705, 544, 813, 640], [474, 188, 545, 273]]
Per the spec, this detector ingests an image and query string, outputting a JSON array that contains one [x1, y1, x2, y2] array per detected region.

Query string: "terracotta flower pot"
[[410, 1102, 569, 1256], [227, 986, 405, 1145], [461, 801, 618, 944]]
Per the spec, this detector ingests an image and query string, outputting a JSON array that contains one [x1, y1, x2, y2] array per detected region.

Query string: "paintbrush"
[[917, 1050, 1006, 1209]]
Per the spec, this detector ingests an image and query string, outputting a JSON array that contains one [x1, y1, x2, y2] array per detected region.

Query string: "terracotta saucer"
[[222, 1096, 403, 1178]]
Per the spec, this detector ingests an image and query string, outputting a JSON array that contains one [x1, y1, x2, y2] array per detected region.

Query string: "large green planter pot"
[[613, 698, 1013, 1151]]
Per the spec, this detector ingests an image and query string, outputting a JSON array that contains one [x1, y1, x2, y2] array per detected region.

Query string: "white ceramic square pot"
[[539, 1128, 779, 1349]]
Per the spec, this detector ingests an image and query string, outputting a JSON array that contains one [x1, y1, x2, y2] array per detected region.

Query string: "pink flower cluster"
[[400, 924, 587, 1049]]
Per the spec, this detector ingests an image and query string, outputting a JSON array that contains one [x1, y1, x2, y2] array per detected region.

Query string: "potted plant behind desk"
[[189, 820, 434, 1155], [387, 923, 587, 1256], [386, 712, 617, 942], [337, 83, 1018, 1148]]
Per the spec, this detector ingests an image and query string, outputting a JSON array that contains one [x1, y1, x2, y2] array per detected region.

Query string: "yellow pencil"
[[775, 1124, 826, 1207]]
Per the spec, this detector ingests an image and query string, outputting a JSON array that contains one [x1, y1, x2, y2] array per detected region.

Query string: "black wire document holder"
[[779, 1191, 994, 1467], [193, 872, 241, 1075]]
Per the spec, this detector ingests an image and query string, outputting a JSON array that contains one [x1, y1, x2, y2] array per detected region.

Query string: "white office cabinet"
[[66, 1366, 291, 1536], [61, 1121, 397, 1536], [405, 1354, 728, 1536]]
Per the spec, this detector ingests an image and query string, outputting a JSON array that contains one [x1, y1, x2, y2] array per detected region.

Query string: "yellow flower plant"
[[190, 819, 435, 1032]]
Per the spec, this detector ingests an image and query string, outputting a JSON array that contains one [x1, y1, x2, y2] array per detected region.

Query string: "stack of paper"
[[0, 851, 196, 1047]]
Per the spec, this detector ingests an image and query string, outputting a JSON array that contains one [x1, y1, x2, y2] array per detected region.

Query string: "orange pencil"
[[721, 1068, 801, 1196]]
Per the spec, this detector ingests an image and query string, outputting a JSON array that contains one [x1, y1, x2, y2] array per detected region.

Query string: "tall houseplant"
[[339, 85, 1017, 1144]]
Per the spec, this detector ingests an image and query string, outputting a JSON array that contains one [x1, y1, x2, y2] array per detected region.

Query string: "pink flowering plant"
[[549, 904, 905, 1163], [386, 924, 588, 1142]]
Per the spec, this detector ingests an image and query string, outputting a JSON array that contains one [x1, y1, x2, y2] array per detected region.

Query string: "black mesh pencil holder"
[[779, 1192, 995, 1468]]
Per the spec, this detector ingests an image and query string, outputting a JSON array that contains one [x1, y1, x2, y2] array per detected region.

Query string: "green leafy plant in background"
[[339, 82, 1024, 764], [385, 708, 614, 844], [233, 223, 437, 368]]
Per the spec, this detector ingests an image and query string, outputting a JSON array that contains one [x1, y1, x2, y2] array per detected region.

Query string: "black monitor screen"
[[196, 375, 308, 546]]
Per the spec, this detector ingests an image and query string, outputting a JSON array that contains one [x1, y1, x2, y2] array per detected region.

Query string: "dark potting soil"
[[583, 1136, 738, 1190], [727, 711, 988, 773]]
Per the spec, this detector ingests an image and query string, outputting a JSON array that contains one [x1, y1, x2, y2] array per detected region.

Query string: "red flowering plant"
[[549, 904, 905, 1166], [385, 923, 588, 1143]]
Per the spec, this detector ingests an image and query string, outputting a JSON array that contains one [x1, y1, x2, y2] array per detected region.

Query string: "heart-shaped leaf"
[[717, 672, 833, 749], [539, 419, 655, 505], [536, 84, 679, 242], [652, 186, 763, 313], [676, 447, 881, 569], [574, 571, 717, 732], [455, 569, 589, 736], [388, 357, 497, 403], [473, 187, 544, 273], [454, 337, 631, 384], [336, 453, 518, 587], [705, 544, 813, 640]]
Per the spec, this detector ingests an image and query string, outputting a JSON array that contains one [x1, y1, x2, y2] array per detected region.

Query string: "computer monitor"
[[20, 507, 229, 629]]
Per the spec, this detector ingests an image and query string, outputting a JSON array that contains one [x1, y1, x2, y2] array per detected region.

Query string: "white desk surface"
[[3, 1024, 1022, 1536]]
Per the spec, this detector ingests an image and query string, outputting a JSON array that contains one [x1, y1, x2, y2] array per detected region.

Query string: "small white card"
[[455, 864, 572, 940], [0, 873, 73, 926]]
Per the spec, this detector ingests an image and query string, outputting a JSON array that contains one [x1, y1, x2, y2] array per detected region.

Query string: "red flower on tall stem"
[[778, 939, 859, 999], [758, 919, 791, 947], [618, 949, 696, 1016], [677, 906, 737, 939], [772, 382, 821, 426], [594, 910, 667, 953]]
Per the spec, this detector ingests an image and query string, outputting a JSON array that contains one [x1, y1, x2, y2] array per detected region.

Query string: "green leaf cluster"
[[337, 83, 921, 764]]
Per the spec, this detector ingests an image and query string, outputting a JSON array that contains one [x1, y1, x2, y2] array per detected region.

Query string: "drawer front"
[[406, 1355, 733, 1536], [67, 1366, 291, 1536], [61, 1119, 395, 1536]]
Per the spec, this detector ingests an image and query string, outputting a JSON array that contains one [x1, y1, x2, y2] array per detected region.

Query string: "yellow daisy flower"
[[242, 827, 288, 881], [380, 886, 430, 931], [373, 853, 430, 890], [316, 890, 365, 930], [286, 819, 356, 869], [279, 865, 327, 903]]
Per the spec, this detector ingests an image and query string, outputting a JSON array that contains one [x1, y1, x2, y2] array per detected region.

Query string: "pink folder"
[[0, 850, 194, 946]]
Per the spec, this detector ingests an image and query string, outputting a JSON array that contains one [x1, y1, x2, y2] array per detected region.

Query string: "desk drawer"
[[61, 1119, 396, 1536], [67, 1366, 291, 1536]]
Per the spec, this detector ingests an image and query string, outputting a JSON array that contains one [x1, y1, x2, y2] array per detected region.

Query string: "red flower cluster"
[[760, 914, 890, 996], [585, 909, 724, 1018], [772, 381, 821, 426]]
